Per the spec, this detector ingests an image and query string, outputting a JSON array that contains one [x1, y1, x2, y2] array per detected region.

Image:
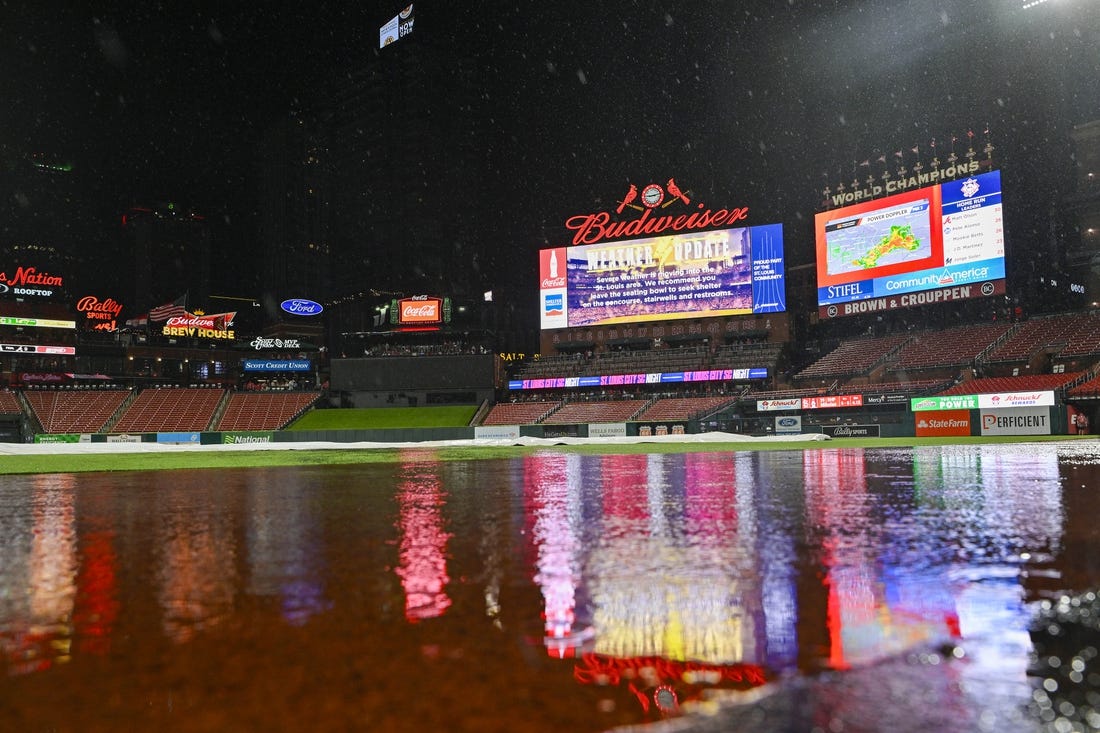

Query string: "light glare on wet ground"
[[2, 441, 1100, 732]]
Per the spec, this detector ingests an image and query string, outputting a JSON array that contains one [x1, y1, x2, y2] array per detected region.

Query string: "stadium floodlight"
[[1021, 0, 1051, 8]]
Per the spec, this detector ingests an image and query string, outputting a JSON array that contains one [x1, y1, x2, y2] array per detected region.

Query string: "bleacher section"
[[888, 323, 1012, 372], [1068, 374, 1100, 398], [636, 396, 735, 422], [215, 392, 321, 431], [543, 399, 649, 424], [937, 372, 1085, 396], [24, 389, 131, 434], [846, 379, 953, 396], [795, 334, 911, 380], [0, 390, 20, 414], [112, 388, 225, 433], [983, 313, 1100, 363], [481, 401, 562, 426]]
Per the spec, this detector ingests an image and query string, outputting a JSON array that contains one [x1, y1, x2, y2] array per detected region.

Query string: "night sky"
[[3, 1, 1099, 302]]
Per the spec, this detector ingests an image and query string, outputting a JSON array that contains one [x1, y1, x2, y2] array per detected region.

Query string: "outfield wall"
[[31, 405, 1072, 445]]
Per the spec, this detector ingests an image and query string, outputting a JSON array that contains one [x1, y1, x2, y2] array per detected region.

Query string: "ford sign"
[[280, 298, 323, 316]]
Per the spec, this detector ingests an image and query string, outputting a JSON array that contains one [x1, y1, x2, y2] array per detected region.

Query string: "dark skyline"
[[4, 1, 1099, 312]]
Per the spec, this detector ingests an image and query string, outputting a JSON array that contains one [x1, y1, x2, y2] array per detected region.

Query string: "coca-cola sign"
[[397, 296, 442, 324], [280, 298, 323, 316]]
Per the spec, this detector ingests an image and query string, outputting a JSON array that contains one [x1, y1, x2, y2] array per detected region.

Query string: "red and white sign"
[[802, 394, 863, 410], [563, 178, 749, 247], [977, 391, 1055, 409], [398, 297, 441, 324], [541, 248, 566, 290], [915, 409, 972, 437], [757, 397, 802, 412]]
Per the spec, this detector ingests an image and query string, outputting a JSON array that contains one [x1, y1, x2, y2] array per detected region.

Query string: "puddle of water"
[[1, 442, 1099, 731]]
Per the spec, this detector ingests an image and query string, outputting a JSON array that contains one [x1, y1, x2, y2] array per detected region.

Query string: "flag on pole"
[[149, 293, 188, 322]]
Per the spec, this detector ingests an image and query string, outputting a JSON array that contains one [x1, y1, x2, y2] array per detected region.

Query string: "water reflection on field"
[[1, 442, 1099, 732]]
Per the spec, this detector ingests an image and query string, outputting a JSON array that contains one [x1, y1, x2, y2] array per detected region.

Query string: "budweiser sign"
[[564, 178, 749, 246], [398, 297, 441, 324], [166, 311, 236, 329]]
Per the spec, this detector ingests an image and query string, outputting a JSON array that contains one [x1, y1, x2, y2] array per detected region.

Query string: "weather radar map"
[[824, 200, 933, 276]]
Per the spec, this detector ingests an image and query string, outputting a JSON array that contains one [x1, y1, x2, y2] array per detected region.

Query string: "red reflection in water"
[[805, 449, 960, 670], [72, 531, 119, 657], [600, 454, 650, 522], [395, 455, 452, 621], [684, 452, 738, 534]]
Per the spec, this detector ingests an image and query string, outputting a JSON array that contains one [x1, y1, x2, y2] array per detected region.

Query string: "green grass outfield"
[[1, 434, 1096, 476], [288, 406, 479, 430]]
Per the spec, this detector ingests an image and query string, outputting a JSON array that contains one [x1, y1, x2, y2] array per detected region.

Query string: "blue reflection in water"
[[0, 443, 1090, 731], [245, 469, 330, 625]]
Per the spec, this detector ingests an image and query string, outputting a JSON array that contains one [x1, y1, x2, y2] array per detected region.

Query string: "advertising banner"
[[980, 406, 1051, 436], [474, 425, 521, 441], [821, 424, 880, 438], [222, 432, 275, 444], [977, 391, 1055, 409], [0, 316, 75, 329], [34, 433, 83, 443], [539, 223, 785, 330], [588, 422, 628, 438], [816, 170, 1005, 319], [106, 434, 143, 443], [0, 265, 64, 298], [0, 343, 76, 355], [775, 415, 802, 434], [911, 394, 980, 411], [161, 311, 236, 340], [915, 409, 972, 437], [757, 397, 801, 412], [862, 393, 909, 405], [243, 359, 311, 372], [157, 432, 201, 444], [803, 394, 863, 410]]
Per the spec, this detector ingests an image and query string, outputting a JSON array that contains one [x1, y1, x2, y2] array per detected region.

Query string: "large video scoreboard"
[[539, 224, 785, 330], [814, 170, 1005, 318]]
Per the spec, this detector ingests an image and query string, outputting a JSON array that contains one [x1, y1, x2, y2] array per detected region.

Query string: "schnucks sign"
[[280, 298, 323, 316]]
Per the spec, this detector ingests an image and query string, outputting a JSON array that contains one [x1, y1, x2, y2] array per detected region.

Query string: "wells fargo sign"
[[161, 311, 236, 340], [77, 295, 123, 331], [564, 178, 749, 246]]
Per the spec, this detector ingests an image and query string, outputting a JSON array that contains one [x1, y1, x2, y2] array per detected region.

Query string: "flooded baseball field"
[[2, 441, 1100, 732]]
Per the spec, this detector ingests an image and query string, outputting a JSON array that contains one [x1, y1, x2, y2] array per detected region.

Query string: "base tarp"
[[0, 432, 830, 455]]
